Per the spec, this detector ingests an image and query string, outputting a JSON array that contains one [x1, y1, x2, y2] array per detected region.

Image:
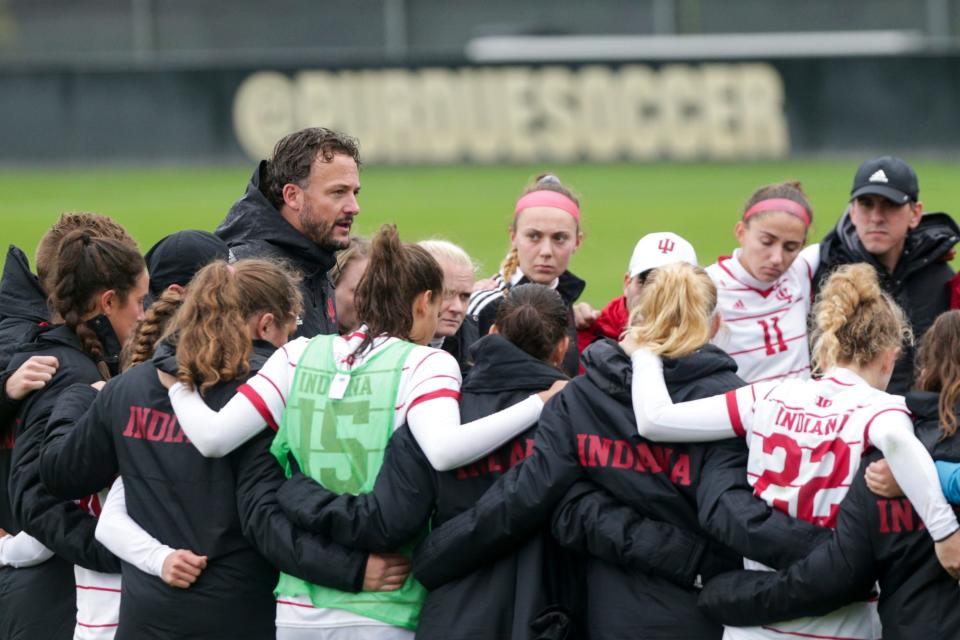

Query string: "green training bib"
[[270, 334, 427, 629]]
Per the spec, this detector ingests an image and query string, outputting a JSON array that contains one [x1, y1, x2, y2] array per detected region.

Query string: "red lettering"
[[146, 411, 169, 442], [877, 499, 891, 533], [670, 454, 691, 486], [525, 438, 535, 458], [122, 406, 151, 439], [652, 446, 673, 472], [587, 435, 613, 467], [577, 433, 589, 466], [509, 441, 526, 467], [890, 499, 915, 533], [634, 443, 661, 473], [612, 441, 634, 469], [487, 454, 504, 474]]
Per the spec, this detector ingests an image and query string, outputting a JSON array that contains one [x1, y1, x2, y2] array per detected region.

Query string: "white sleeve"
[[0, 532, 54, 568], [95, 478, 174, 578], [403, 347, 546, 472], [166, 344, 293, 458], [629, 348, 746, 442], [798, 243, 821, 280], [407, 394, 544, 472], [868, 411, 960, 542]]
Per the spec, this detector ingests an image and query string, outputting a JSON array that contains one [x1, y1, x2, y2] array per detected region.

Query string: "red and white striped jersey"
[[241, 327, 462, 434], [722, 367, 904, 640], [707, 244, 820, 384]]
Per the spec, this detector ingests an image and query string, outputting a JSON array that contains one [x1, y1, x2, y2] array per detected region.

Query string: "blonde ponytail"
[[627, 262, 717, 359], [810, 263, 911, 375], [500, 247, 521, 289]]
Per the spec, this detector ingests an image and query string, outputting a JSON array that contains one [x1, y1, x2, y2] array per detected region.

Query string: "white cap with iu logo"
[[627, 232, 698, 278]]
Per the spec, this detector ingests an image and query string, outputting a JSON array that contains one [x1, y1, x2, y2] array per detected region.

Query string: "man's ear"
[[282, 183, 303, 211], [908, 201, 924, 230]]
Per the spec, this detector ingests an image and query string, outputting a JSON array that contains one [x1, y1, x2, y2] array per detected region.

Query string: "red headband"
[[743, 198, 811, 226], [514, 190, 581, 223]]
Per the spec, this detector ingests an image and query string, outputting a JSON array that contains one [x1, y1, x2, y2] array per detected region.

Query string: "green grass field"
[[3, 160, 959, 305]]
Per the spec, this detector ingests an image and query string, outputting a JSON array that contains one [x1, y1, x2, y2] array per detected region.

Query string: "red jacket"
[[577, 296, 629, 354]]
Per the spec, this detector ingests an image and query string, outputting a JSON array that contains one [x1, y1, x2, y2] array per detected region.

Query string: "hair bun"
[[537, 174, 562, 187]]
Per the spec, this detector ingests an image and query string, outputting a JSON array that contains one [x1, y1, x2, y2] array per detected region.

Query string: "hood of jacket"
[[152, 338, 277, 380], [0, 245, 48, 323], [906, 389, 960, 459], [464, 334, 567, 394], [215, 161, 337, 277], [582, 338, 740, 404], [822, 210, 960, 279]]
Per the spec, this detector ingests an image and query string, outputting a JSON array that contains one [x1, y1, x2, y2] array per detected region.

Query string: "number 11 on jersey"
[[758, 316, 788, 356]]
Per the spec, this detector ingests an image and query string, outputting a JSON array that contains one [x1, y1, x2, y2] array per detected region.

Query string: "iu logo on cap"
[[657, 239, 675, 254]]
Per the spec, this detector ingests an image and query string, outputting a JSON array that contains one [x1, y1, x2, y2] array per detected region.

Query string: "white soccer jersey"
[[723, 368, 902, 640], [707, 244, 820, 384], [75, 487, 121, 640]]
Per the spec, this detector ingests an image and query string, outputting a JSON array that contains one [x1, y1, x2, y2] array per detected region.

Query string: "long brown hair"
[[50, 230, 145, 380], [915, 310, 960, 438], [163, 259, 302, 392], [36, 212, 138, 294], [494, 283, 568, 363], [810, 263, 911, 376], [353, 224, 443, 355]]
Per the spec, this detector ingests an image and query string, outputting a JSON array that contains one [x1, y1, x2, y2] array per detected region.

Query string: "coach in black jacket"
[[37, 340, 368, 639], [277, 333, 587, 639], [698, 389, 960, 640], [412, 340, 827, 640], [814, 157, 960, 394], [4, 320, 122, 640], [216, 128, 361, 339]]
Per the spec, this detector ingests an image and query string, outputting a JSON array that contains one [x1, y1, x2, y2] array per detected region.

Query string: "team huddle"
[[2, 127, 960, 640]]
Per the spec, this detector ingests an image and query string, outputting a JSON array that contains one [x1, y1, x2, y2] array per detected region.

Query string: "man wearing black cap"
[[815, 156, 960, 394], [215, 127, 361, 338]]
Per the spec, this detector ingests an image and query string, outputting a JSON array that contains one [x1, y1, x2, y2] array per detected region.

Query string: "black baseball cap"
[[144, 230, 229, 300], [850, 156, 919, 204]]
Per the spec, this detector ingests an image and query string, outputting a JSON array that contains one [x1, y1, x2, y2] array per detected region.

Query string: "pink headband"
[[514, 190, 581, 223], [743, 198, 811, 226]]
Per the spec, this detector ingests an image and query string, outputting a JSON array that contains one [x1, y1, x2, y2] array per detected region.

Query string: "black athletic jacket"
[[38, 340, 368, 639], [276, 334, 581, 639], [466, 271, 586, 377], [8, 321, 121, 572], [698, 389, 960, 640], [216, 162, 338, 338], [0, 245, 49, 371], [815, 211, 959, 394], [413, 340, 827, 639]]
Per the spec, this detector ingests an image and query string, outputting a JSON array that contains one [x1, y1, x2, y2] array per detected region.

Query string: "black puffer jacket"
[[3, 321, 121, 640], [465, 271, 586, 377], [0, 245, 48, 372], [413, 340, 826, 639], [216, 162, 338, 338], [814, 211, 959, 394], [699, 389, 960, 640], [277, 334, 582, 639], [38, 340, 367, 640]]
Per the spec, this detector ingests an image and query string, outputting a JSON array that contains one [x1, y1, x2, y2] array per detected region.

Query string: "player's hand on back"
[[156, 370, 178, 390], [363, 553, 411, 592], [5, 355, 59, 400], [162, 549, 208, 589], [537, 380, 568, 404], [864, 459, 903, 498]]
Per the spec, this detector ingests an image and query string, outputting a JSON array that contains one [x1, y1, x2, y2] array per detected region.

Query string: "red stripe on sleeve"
[[725, 389, 745, 438], [238, 384, 279, 432], [407, 389, 461, 412], [256, 372, 286, 405]]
